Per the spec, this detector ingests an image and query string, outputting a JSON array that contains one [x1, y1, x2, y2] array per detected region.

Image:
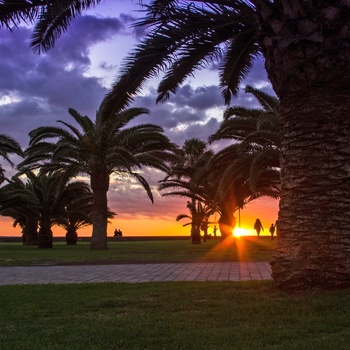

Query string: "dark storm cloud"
[[0, 14, 128, 147], [166, 84, 223, 111], [133, 84, 224, 125], [47, 15, 126, 68], [127, 54, 272, 150]]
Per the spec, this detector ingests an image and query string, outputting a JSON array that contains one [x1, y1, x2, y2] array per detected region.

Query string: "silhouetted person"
[[254, 218, 264, 238], [114, 229, 123, 237], [213, 225, 217, 238], [269, 223, 276, 240]]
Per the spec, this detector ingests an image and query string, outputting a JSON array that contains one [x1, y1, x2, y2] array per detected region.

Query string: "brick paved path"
[[0, 261, 272, 285]]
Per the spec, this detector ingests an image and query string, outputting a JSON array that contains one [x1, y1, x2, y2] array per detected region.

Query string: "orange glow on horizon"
[[0, 197, 279, 238]]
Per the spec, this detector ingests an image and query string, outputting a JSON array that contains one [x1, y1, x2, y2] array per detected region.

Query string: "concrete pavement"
[[0, 261, 272, 285]]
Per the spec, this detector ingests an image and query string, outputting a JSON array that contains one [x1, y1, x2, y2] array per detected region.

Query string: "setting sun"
[[233, 227, 254, 237]]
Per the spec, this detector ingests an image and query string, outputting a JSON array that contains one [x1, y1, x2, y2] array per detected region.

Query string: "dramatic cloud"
[[0, 15, 128, 147]]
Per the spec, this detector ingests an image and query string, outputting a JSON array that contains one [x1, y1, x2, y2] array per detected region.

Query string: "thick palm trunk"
[[22, 219, 38, 245], [190, 197, 201, 244], [271, 89, 350, 290], [37, 225, 53, 249], [66, 227, 78, 245], [259, 3, 350, 291], [191, 226, 201, 244], [218, 199, 236, 240], [90, 173, 109, 250]]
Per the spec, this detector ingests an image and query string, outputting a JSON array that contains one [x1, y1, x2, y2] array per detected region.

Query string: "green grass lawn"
[[1, 281, 350, 350], [2, 237, 349, 349], [0, 236, 276, 266]]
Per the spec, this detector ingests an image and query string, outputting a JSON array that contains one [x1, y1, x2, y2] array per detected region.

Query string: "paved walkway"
[[0, 262, 272, 286]]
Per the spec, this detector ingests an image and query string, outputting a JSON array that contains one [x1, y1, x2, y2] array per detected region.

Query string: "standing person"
[[213, 225, 217, 238], [254, 218, 264, 239], [269, 223, 276, 240]]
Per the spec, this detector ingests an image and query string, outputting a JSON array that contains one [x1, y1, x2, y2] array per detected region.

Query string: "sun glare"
[[233, 227, 252, 237]]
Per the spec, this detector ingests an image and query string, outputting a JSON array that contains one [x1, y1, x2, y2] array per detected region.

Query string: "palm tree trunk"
[[271, 89, 350, 290], [37, 225, 53, 249], [218, 198, 236, 240], [66, 227, 78, 245], [22, 219, 38, 245], [90, 173, 109, 250], [190, 196, 201, 244], [191, 226, 201, 244]]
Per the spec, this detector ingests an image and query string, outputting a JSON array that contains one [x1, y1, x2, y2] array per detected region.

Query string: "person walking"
[[254, 218, 264, 239]]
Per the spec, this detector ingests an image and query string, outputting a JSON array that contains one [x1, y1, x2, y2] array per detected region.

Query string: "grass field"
[[1, 281, 350, 350], [0, 236, 276, 266], [1, 237, 350, 349]]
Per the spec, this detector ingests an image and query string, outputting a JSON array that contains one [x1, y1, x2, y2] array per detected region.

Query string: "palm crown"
[[19, 106, 175, 249]]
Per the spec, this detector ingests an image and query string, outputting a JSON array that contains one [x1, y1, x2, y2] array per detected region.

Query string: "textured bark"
[[191, 226, 201, 244], [90, 173, 109, 250], [65, 227, 78, 245], [190, 197, 201, 244], [37, 226, 53, 249], [271, 90, 350, 290], [259, 3, 350, 291], [22, 219, 38, 246]]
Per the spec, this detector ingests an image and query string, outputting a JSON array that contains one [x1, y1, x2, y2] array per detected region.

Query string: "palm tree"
[[19, 107, 174, 249], [0, 133, 23, 184], [206, 142, 280, 239], [0, 170, 93, 248], [206, 86, 280, 238], [0, 174, 39, 245], [56, 180, 94, 245], [160, 136, 275, 241], [176, 201, 214, 244], [98, 1, 350, 291], [3, 1, 350, 290], [58, 185, 116, 245], [160, 138, 214, 243]]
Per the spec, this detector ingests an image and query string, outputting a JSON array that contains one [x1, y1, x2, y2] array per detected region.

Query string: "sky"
[[0, 0, 279, 237]]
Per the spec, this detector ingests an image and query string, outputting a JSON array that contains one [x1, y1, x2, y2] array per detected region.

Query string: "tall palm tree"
[[206, 86, 280, 238], [160, 138, 214, 243], [0, 133, 23, 184], [160, 141, 259, 241], [176, 201, 214, 244], [19, 107, 174, 249], [100, 1, 350, 291]]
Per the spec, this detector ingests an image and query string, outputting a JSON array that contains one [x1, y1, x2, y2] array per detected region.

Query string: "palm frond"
[[30, 0, 102, 53], [220, 29, 259, 103]]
